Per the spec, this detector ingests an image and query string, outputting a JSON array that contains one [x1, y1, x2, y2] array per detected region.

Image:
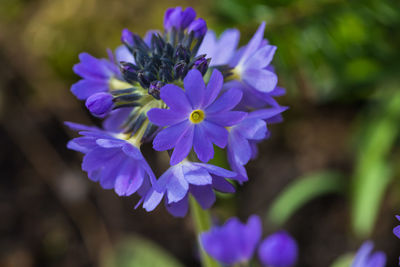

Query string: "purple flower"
[[393, 215, 400, 239], [351, 241, 386, 267], [85, 92, 114, 117], [229, 23, 278, 94], [141, 161, 238, 217], [258, 231, 298, 267], [65, 122, 155, 197], [71, 48, 134, 101], [227, 106, 288, 182], [164, 7, 196, 31], [200, 215, 262, 265], [147, 69, 246, 165]]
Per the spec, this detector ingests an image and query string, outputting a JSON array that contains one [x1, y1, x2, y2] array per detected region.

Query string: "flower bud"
[[121, 29, 134, 48], [164, 7, 196, 31], [85, 92, 113, 117], [258, 231, 298, 267], [188, 18, 207, 38]]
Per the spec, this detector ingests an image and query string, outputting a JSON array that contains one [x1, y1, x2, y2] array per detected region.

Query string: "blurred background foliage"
[[0, 0, 400, 266]]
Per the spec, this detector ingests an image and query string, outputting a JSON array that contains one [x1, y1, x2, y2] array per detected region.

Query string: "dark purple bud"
[[148, 81, 164, 99], [258, 231, 298, 267], [85, 92, 113, 118], [188, 18, 207, 38], [193, 56, 210, 75], [164, 7, 196, 31], [121, 29, 134, 47], [174, 60, 187, 79], [120, 61, 138, 83]]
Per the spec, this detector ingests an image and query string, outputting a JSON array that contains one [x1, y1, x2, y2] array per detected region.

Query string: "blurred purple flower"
[[200, 215, 262, 265], [148, 69, 246, 165], [351, 241, 386, 267], [258, 231, 298, 267], [393, 215, 400, 239]]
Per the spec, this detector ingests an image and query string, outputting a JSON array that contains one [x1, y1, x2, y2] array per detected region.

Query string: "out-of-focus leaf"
[[268, 171, 346, 226], [351, 88, 400, 237], [330, 253, 354, 267], [101, 235, 184, 267]]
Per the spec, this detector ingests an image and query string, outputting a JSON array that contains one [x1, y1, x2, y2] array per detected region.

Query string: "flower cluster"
[[66, 6, 286, 216], [200, 215, 298, 267]]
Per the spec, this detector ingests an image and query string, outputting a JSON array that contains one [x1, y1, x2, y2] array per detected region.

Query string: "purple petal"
[[147, 108, 187, 126], [203, 69, 223, 107], [234, 118, 267, 140], [165, 166, 189, 203], [122, 143, 143, 159], [249, 106, 288, 120], [115, 45, 135, 64], [191, 185, 216, 209], [229, 131, 252, 165], [183, 69, 205, 109], [114, 161, 143, 196], [193, 125, 214, 163], [202, 121, 228, 148], [393, 225, 400, 239], [242, 68, 277, 93], [237, 22, 266, 67], [160, 84, 192, 113], [206, 88, 243, 114], [243, 45, 276, 70], [241, 215, 262, 260], [194, 163, 236, 178], [65, 121, 99, 132], [71, 79, 109, 100], [170, 125, 195, 165], [212, 176, 235, 193], [206, 111, 247, 127], [96, 138, 125, 148], [103, 108, 131, 132], [153, 120, 190, 151], [165, 195, 189, 217], [182, 163, 212, 185], [82, 147, 120, 172], [143, 188, 164, 212], [210, 29, 240, 66]]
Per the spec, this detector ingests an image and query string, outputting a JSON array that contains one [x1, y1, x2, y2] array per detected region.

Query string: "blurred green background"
[[0, 0, 400, 266]]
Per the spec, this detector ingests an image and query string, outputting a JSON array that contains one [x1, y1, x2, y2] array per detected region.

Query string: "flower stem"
[[189, 197, 221, 267]]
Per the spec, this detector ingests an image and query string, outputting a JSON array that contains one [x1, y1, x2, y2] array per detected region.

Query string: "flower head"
[[351, 241, 386, 267], [65, 122, 155, 197], [141, 161, 238, 217], [148, 69, 246, 165], [200, 215, 262, 265], [258, 231, 298, 267]]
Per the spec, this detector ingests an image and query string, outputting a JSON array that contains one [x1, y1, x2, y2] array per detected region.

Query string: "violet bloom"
[[227, 106, 288, 182], [200, 215, 262, 265], [351, 241, 386, 267], [258, 231, 298, 267], [141, 161, 238, 217], [65, 122, 155, 197], [148, 69, 246, 165], [71, 48, 134, 100]]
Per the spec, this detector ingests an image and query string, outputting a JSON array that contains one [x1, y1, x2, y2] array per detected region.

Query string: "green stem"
[[190, 197, 221, 267]]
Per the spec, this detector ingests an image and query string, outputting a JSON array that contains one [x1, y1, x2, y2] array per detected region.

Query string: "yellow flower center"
[[189, 110, 205, 124]]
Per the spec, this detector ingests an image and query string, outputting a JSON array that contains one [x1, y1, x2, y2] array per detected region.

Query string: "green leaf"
[[101, 235, 184, 267], [330, 253, 354, 267], [268, 171, 346, 226], [351, 88, 400, 237]]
